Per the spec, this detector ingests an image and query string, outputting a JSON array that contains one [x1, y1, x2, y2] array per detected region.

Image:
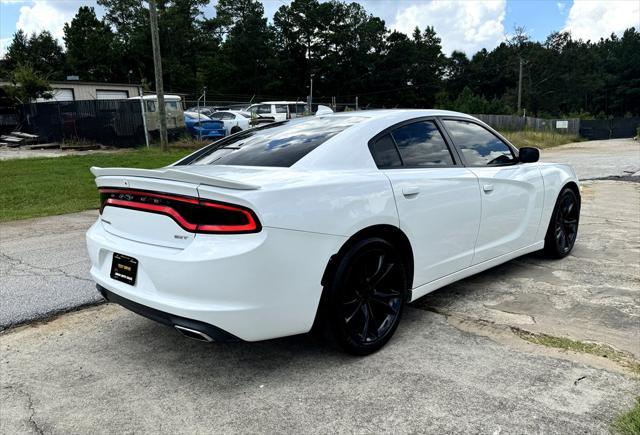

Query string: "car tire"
[[321, 237, 408, 355], [543, 187, 580, 259], [230, 126, 242, 134]]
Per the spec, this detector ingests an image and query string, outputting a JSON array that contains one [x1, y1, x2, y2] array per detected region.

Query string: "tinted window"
[[256, 105, 271, 114], [275, 104, 288, 113], [211, 112, 234, 120], [371, 134, 402, 167], [390, 121, 453, 166], [443, 120, 515, 166], [185, 116, 364, 167]]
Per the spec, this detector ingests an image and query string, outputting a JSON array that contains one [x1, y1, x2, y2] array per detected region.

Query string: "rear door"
[[372, 118, 482, 288], [440, 118, 544, 264]]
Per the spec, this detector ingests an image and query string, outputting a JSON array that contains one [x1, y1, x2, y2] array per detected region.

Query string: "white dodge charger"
[[86, 110, 580, 355]]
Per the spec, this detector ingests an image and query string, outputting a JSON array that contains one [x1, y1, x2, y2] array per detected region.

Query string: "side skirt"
[[409, 241, 545, 302]]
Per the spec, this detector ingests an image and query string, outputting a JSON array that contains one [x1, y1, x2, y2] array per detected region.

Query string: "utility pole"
[[309, 75, 313, 114], [149, 0, 168, 151], [517, 56, 523, 116]]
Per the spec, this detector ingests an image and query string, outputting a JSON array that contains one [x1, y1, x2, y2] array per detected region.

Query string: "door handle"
[[402, 186, 420, 197], [483, 184, 494, 193]]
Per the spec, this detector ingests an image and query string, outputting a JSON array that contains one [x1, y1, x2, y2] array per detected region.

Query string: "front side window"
[[442, 120, 515, 166], [183, 116, 365, 167], [146, 101, 156, 112], [166, 101, 178, 110], [390, 121, 454, 167]]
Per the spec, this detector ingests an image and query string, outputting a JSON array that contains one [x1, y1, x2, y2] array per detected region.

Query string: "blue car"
[[184, 112, 226, 139]]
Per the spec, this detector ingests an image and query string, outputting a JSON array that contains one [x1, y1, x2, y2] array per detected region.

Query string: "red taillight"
[[99, 188, 261, 234]]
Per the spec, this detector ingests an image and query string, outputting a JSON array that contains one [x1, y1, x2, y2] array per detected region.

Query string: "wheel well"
[[320, 225, 414, 289], [563, 181, 581, 206]]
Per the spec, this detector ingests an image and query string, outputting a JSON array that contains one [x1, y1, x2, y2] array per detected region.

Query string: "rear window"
[[182, 116, 364, 167]]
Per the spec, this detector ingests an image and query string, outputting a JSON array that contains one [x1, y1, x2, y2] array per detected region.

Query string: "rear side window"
[[183, 116, 365, 167], [371, 134, 402, 167], [442, 120, 515, 166], [275, 104, 288, 113], [390, 121, 453, 166]]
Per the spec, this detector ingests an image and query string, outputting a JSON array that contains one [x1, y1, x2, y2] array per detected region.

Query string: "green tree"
[[4, 63, 53, 103], [0, 30, 64, 79], [64, 6, 116, 81], [202, 0, 275, 96], [0, 30, 29, 76]]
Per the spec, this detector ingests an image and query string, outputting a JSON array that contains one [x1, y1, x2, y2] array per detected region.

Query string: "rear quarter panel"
[[197, 171, 398, 237]]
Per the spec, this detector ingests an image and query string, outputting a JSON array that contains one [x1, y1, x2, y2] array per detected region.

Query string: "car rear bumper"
[[97, 284, 239, 342], [86, 220, 345, 341]]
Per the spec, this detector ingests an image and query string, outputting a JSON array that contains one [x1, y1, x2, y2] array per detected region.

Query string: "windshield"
[[180, 116, 364, 167]]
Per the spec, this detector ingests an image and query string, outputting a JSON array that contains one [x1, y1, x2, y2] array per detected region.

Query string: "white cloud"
[[15, 0, 74, 43], [563, 0, 639, 41], [557, 2, 566, 13], [390, 0, 507, 55], [0, 37, 11, 58]]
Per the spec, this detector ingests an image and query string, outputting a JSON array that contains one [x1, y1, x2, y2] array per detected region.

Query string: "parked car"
[[184, 111, 211, 136], [245, 101, 309, 121], [129, 95, 185, 138], [185, 106, 230, 117], [87, 109, 580, 355], [208, 110, 252, 135], [189, 119, 226, 140]]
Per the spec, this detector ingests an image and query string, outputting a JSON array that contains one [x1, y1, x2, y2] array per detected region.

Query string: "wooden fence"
[[472, 114, 581, 135]]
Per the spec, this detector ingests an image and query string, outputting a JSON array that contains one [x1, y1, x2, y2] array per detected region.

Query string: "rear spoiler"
[[90, 167, 260, 190]]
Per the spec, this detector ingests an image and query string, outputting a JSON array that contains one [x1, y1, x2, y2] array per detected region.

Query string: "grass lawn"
[[613, 398, 640, 435], [0, 147, 193, 222], [502, 129, 583, 149]]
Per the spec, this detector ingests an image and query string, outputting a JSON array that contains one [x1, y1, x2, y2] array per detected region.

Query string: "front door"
[[441, 119, 544, 264]]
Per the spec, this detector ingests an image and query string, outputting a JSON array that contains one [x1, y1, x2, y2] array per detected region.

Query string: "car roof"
[[319, 109, 475, 120], [292, 109, 479, 170], [254, 101, 307, 104], [129, 95, 182, 101]]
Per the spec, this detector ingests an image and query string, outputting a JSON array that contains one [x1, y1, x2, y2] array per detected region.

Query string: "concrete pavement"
[[1, 305, 637, 434], [414, 180, 640, 357], [541, 138, 640, 180]]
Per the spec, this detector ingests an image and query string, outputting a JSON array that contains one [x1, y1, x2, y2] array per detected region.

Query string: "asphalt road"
[[0, 138, 638, 329], [0, 211, 101, 329]]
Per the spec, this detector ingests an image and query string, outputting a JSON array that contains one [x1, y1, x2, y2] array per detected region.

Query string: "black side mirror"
[[519, 147, 540, 163]]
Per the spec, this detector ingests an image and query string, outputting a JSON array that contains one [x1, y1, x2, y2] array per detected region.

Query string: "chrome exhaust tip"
[[174, 325, 214, 342]]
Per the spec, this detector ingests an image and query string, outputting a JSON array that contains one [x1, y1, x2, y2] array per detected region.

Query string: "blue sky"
[[1, 0, 638, 57]]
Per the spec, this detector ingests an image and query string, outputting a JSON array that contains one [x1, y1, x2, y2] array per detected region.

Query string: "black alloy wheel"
[[544, 187, 580, 258], [325, 238, 407, 355]]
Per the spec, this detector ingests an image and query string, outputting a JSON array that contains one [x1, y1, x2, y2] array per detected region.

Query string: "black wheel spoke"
[[360, 303, 370, 339], [345, 300, 363, 324], [370, 296, 399, 315]]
